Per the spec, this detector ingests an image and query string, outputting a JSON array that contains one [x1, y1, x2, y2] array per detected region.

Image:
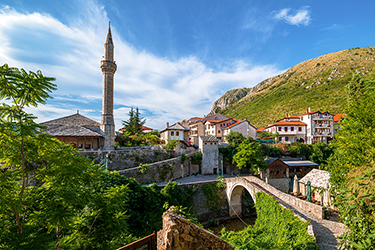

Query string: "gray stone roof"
[[199, 136, 218, 142], [161, 123, 191, 132], [40, 113, 103, 137], [299, 169, 330, 188], [283, 161, 319, 167], [41, 113, 101, 127]]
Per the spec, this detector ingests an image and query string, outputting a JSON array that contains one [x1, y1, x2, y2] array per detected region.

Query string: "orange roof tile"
[[334, 114, 344, 122], [257, 127, 265, 132], [266, 121, 307, 128]]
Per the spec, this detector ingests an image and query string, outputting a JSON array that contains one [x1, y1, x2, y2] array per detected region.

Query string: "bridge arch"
[[227, 183, 257, 217]]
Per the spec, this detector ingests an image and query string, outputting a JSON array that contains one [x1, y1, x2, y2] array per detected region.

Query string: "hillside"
[[210, 47, 375, 128]]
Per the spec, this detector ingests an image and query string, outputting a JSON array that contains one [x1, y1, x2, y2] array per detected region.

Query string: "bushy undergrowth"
[[221, 192, 318, 250]]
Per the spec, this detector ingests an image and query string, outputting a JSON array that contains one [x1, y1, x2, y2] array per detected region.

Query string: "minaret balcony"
[[101, 60, 117, 72]]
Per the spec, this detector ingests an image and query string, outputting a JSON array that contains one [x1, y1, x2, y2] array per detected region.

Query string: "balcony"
[[312, 115, 332, 120]]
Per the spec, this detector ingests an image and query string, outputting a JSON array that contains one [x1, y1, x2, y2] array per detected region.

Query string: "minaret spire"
[[100, 21, 117, 150]]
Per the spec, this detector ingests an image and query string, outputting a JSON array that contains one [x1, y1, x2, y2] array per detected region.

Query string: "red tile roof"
[[334, 114, 344, 122], [257, 127, 265, 132], [266, 121, 307, 128]]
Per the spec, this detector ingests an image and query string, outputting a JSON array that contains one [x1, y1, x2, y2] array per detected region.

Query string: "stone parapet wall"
[[268, 178, 290, 193], [80, 146, 174, 171], [158, 207, 234, 250], [244, 176, 324, 220], [118, 151, 199, 184]]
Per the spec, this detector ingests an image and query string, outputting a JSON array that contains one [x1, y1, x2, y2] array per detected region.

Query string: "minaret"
[[100, 22, 117, 150]]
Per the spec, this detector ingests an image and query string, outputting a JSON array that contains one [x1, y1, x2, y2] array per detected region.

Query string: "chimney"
[[306, 108, 309, 114], [308, 107, 311, 112], [166, 122, 169, 128]]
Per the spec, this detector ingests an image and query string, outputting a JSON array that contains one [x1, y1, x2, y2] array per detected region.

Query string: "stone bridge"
[[224, 176, 324, 220]]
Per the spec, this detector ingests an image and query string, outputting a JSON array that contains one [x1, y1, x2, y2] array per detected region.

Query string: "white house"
[[265, 115, 307, 143], [222, 119, 257, 140], [160, 122, 191, 145], [300, 108, 335, 144]]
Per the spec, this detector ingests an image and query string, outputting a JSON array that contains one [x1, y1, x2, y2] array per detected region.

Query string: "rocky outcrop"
[[210, 88, 250, 114], [158, 207, 234, 250]]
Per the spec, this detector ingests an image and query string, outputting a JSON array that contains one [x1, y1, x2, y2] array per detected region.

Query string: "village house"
[[160, 122, 191, 146], [222, 119, 257, 140], [265, 114, 307, 143], [203, 118, 237, 141], [300, 108, 335, 144], [259, 158, 319, 191], [298, 169, 332, 207]]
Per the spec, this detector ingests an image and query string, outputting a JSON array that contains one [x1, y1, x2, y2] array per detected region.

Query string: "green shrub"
[[221, 192, 318, 249]]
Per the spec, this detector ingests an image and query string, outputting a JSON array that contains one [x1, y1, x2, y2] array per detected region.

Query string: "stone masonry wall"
[[157, 207, 234, 250], [118, 151, 200, 184], [268, 178, 290, 193], [80, 146, 174, 171], [175, 181, 230, 223]]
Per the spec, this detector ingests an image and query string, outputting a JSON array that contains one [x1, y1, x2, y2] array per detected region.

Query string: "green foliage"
[[309, 141, 333, 166], [221, 192, 318, 249], [232, 139, 266, 171], [219, 146, 237, 162], [122, 107, 146, 135], [164, 138, 180, 151], [180, 153, 187, 163], [258, 131, 279, 139], [265, 145, 281, 157], [0, 64, 136, 249], [159, 164, 174, 181], [226, 130, 246, 148], [190, 151, 202, 164], [289, 142, 312, 158], [327, 72, 375, 248], [202, 181, 226, 211], [139, 163, 149, 174], [116, 131, 162, 147]]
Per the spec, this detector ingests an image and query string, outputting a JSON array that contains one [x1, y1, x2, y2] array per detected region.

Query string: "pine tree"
[[122, 107, 146, 135]]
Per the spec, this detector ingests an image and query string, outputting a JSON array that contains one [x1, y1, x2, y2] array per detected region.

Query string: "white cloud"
[[0, 2, 283, 130], [274, 7, 311, 26]]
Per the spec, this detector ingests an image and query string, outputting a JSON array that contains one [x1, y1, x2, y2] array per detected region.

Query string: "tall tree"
[[0, 64, 135, 249], [232, 139, 266, 171], [327, 72, 375, 248], [122, 107, 146, 135]]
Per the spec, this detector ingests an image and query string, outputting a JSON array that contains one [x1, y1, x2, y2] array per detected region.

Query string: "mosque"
[[41, 24, 116, 150]]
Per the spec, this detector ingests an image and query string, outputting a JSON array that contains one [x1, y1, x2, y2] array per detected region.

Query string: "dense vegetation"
[[0, 64, 195, 249], [221, 192, 318, 249], [212, 47, 375, 127], [326, 72, 375, 249]]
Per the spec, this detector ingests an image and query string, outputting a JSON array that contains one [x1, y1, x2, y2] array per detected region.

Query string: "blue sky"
[[1, 0, 375, 130]]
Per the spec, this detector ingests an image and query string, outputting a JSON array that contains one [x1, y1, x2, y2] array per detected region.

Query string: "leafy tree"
[[164, 138, 180, 151], [289, 142, 312, 158], [327, 72, 375, 248], [122, 107, 146, 135], [309, 141, 333, 166], [225, 130, 246, 148], [232, 139, 266, 171], [0, 64, 136, 249]]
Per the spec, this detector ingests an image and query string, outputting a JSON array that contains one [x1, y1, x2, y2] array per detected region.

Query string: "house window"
[[279, 137, 282, 141], [218, 130, 221, 134], [285, 137, 289, 141], [278, 127, 281, 131], [298, 127, 302, 132], [171, 131, 174, 136], [285, 127, 288, 132], [85, 144, 91, 149], [291, 127, 294, 131], [78, 144, 83, 148], [176, 131, 179, 136]]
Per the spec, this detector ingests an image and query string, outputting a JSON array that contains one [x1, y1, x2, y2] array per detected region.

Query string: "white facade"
[[266, 115, 307, 143], [300, 111, 334, 144], [223, 120, 257, 140]]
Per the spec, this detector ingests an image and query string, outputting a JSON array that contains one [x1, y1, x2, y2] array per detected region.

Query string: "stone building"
[[41, 23, 117, 150], [40, 111, 103, 150], [199, 136, 219, 175], [299, 169, 331, 207]]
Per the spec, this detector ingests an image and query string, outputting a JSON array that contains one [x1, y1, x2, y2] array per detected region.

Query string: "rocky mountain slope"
[[210, 46, 375, 128]]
